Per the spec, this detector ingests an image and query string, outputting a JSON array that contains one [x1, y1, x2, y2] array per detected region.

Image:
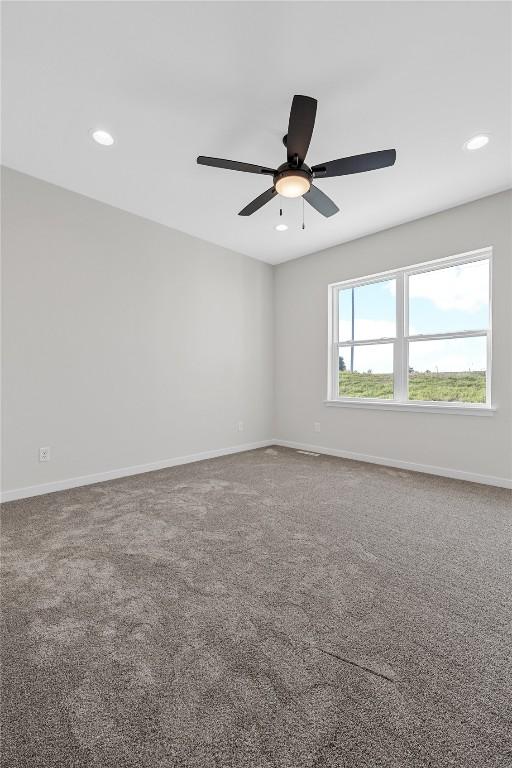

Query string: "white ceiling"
[[2, 1, 511, 264]]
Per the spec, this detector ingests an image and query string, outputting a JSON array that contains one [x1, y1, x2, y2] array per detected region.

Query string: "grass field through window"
[[338, 371, 486, 403]]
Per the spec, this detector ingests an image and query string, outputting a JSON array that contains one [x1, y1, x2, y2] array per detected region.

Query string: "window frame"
[[327, 247, 493, 413]]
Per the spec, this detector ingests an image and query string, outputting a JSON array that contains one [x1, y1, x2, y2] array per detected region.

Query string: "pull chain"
[[302, 197, 305, 230]]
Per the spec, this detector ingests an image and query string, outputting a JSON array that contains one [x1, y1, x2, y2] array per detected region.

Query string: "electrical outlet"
[[237, 421, 244, 432], [313, 422, 321, 433], [39, 446, 50, 462]]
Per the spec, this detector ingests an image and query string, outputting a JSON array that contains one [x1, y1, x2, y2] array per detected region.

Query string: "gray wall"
[[274, 190, 512, 484], [1, 168, 273, 493], [2, 170, 511, 495]]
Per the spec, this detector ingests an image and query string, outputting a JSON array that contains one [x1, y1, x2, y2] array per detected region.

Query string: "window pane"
[[408, 337, 486, 403], [339, 344, 394, 399], [408, 259, 489, 335], [339, 279, 396, 342]]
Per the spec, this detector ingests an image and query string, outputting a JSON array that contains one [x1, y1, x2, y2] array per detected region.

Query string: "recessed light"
[[92, 129, 114, 146], [275, 223, 288, 231], [463, 134, 489, 152]]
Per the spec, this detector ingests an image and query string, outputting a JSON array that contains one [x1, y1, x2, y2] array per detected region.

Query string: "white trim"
[[324, 400, 496, 415], [3, 438, 509, 501], [328, 282, 336, 403], [274, 439, 511, 489], [330, 247, 491, 291], [486, 252, 493, 406], [332, 268, 402, 292], [395, 272, 406, 401], [0, 440, 274, 503], [327, 247, 491, 296], [404, 246, 492, 277], [405, 329, 487, 342], [336, 336, 396, 347]]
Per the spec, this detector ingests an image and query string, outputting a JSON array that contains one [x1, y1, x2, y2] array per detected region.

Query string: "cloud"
[[409, 337, 486, 372], [339, 319, 396, 342], [338, 337, 394, 373], [408, 259, 488, 313]]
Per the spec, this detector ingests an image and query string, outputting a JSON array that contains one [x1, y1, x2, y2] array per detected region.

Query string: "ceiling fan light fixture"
[[275, 170, 311, 198]]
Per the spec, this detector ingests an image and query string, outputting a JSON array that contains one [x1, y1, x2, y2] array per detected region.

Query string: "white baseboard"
[[273, 439, 512, 489], [0, 440, 274, 503], [3, 438, 510, 502]]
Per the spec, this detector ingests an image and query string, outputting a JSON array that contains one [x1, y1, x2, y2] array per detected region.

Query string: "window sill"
[[324, 399, 496, 416]]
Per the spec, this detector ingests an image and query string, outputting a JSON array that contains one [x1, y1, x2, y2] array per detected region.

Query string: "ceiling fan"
[[197, 95, 396, 218]]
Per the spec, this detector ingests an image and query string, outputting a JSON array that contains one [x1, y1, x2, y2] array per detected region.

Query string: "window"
[[328, 248, 492, 411]]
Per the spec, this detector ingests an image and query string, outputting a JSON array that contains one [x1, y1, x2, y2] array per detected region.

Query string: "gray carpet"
[[1, 446, 511, 768]]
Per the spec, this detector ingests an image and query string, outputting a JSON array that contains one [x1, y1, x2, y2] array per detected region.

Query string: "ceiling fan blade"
[[238, 187, 277, 216], [303, 185, 339, 218], [197, 156, 275, 175], [286, 95, 317, 164], [312, 149, 396, 178]]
